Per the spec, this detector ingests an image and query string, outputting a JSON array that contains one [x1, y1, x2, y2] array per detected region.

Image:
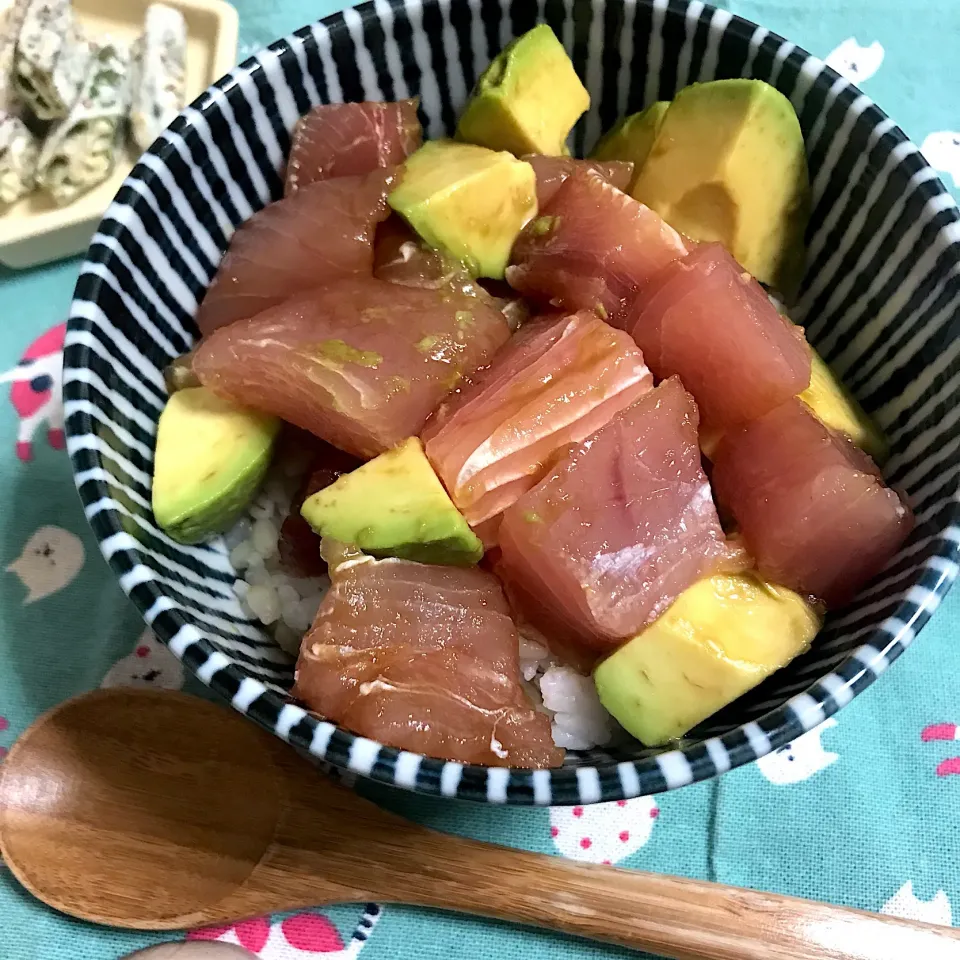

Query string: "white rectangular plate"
[[0, 0, 239, 269]]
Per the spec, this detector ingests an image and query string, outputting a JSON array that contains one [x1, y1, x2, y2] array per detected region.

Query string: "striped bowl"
[[64, 0, 960, 805]]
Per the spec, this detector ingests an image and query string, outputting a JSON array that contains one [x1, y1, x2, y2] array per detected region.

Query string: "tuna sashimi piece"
[[626, 243, 811, 431], [196, 170, 393, 337], [498, 377, 747, 661], [278, 441, 363, 577], [293, 554, 563, 768], [711, 398, 914, 607], [423, 312, 653, 532], [372, 215, 445, 285], [374, 217, 531, 331], [373, 213, 473, 291], [194, 277, 511, 458], [285, 100, 421, 193], [522, 154, 634, 207], [508, 168, 687, 326]]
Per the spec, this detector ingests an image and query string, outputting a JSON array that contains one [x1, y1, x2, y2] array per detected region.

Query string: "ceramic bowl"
[[64, 0, 960, 804]]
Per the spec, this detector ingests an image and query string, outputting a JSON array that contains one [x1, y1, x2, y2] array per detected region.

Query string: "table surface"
[[1, 1, 959, 958]]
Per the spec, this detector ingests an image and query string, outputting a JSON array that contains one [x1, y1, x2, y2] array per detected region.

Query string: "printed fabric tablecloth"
[[1, 1, 959, 958]]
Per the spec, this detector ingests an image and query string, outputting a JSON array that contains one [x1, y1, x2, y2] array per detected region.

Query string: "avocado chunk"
[[456, 24, 589, 157], [591, 101, 669, 188], [631, 79, 810, 299], [300, 437, 483, 566], [799, 344, 889, 465], [594, 574, 820, 746], [389, 139, 537, 279], [152, 387, 280, 545]]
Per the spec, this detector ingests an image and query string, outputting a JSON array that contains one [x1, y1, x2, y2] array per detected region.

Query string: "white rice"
[[518, 632, 616, 750], [227, 467, 616, 750], [224, 461, 330, 659]]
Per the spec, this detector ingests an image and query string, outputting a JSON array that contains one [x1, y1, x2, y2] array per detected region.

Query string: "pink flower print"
[[921, 722, 960, 777], [189, 918, 270, 952], [187, 905, 382, 957], [281, 914, 344, 952]]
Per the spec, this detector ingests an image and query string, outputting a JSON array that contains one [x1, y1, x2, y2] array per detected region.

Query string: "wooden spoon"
[[1, 690, 957, 960]]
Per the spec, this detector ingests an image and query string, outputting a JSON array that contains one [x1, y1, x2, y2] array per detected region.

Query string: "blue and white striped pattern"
[[63, 0, 960, 805]]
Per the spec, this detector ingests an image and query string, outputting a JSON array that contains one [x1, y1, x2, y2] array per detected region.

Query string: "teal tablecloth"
[[1, 2, 959, 957]]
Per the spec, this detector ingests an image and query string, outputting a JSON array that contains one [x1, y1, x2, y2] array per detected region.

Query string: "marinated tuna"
[[294, 553, 563, 768], [194, 277, 511, 458], [498, 377, 747, 661], [285, 99, 421, 193], [196, 170, 393, 336], [508, 167, 687, 325], [423, 311, 653, 532], [711, 398, 913, 606], [626, 243, 811, 431]]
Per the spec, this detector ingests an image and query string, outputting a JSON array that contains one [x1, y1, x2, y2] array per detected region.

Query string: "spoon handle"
[[257, 752, 960, 960], [407, 843, 960, 960]]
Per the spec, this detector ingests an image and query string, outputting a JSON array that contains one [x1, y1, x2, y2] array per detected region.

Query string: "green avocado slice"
[[152, 387, 280, 545], [799, 344, 889, 465], [591, 101, 669, 189], [456, 24, 589, 157], [631, 79, 810, 299], [301, 437, 483, 566], [389, 139, 537, 279], [594, 574, 820, 746]]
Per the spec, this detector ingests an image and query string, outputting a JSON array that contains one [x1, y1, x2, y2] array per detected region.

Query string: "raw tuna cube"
[[423, 311, 653, 532], [196, 170, 393, 336], [373, 214, 446, 287], [522, 154, 634, 207], [194, 277, 510, 458], [711, 397, 914, 606], [285, 100, 421, 193], [626, 243, 811, 431], [373, 219, 531, 332], [372, 212, 486, 299], [497, 377, 747, 660], [294, 554, 563, 768], [507, 167, 687, 325]]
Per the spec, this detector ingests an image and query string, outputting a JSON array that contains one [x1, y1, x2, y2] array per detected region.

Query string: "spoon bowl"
[[2, 689, 959, 960], [0, 690, 283, 928]]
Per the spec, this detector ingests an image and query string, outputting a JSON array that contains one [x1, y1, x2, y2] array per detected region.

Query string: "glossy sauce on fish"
[[194, 277, 511, 458], [196, 170, 394, 336], [294, 553, 563, 768], [498, 377, 747, 663]]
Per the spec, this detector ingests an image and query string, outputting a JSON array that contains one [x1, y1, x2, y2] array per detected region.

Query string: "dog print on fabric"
[[0, 323, 66, 463]]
